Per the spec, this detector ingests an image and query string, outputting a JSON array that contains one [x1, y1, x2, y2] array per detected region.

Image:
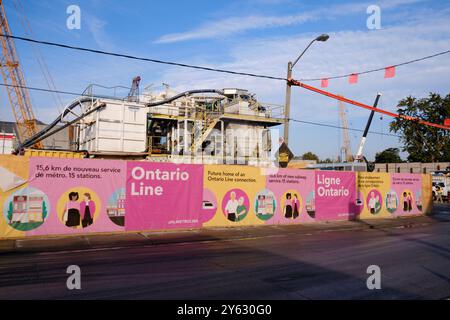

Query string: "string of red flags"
[[384, 66, 395, 78], [348, 73, 358, 84], [308, 49, 450, 87], [288, 78, 450, 130], [322, 67, 396, 86]]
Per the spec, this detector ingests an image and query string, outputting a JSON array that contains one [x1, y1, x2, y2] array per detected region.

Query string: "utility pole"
[[284, 61, 293, 145], [283, 34, 329, 146]]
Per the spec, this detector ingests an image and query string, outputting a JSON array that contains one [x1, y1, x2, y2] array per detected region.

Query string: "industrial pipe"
[[17, 97, 99, 150], [146, 89, 224, 107]]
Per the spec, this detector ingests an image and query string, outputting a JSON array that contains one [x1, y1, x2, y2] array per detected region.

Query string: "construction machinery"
[[18, 83, 285, 166], [0, 0, 42, 148], [127, 76, 141, 102], [354, 93, 382, 162]]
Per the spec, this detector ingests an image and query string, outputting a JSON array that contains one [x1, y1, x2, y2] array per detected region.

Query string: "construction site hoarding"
[[356, 172, 424, 219], [126, 161, 203, 230], [315, 171, 358, 221], [0, 155, 432, 238]]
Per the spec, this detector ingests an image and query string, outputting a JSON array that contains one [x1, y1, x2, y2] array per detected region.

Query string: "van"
[[432, 173, 450, 202]]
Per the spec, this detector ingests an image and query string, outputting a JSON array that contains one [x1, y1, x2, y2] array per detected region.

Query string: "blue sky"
[[1, 0, 450, 160]]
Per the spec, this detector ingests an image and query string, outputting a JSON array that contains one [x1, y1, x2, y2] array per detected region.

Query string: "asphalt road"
[[0, 206, 449, 299]]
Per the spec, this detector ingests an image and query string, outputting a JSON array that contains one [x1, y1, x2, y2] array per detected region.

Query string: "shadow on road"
[[0, 228, 430, 300]]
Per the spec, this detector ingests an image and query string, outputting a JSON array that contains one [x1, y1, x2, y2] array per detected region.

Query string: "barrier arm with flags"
[[287, 78, 450, 131]]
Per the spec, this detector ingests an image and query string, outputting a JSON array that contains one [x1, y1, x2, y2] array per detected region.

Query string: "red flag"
[[445, 118, 450, 126], [384, 66, 396, 78], [349, 73, 358, 84], [321, 78, 329, 88]]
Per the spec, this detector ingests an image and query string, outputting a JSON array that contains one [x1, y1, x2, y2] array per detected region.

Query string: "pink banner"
[[265, 169, 316, 223], [315, 171, 357, 221], [390, 173, 423, 217], [0, 156, 428, 238], [125, 161, 203, 231], [27, 157, 126, 236]]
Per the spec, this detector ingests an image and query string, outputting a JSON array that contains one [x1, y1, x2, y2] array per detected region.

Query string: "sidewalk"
[[2, 211, 446, 254]]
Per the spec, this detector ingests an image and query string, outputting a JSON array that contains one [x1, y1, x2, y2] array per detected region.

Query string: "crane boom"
[[0, 0, 42, 148], [354, 93, 382, 162]]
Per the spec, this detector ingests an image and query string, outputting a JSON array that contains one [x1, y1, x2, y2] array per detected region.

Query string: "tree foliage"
[[390, 93, 450, 162], [301, 151, 319, 161], [375, 148, 403, 163], [42, 201, 47, 220], [319, 158, 334, 163], [7, 202, 13, 223]]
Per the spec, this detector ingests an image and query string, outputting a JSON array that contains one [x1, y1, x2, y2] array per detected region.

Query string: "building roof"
[[0, 121, 17, 136], [0, 120, 46, 136]]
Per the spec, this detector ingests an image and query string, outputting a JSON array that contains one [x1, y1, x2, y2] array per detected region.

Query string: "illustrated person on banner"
[[236, 197, 248, 221], [225, 191, 239, 222], [408, 192, 413, 211], [284, 193, 293, 218], [402, 192, 408, 212], [368, 191, 377, 214], [293, 194, 300, 218], [65, 192, 81, 228], [80, 193, 95, 228]]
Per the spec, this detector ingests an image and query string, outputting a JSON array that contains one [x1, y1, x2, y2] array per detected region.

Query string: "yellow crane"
[[0, 0, 42, 149]]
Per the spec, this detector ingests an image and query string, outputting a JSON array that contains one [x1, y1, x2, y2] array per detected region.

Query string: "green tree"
[[390, 93, 450, 162], [42, 201, 47, 220], [319, 158, 334, 163], [374, 148, 403, 163], [301, 151, 319, 161], [7, 201, 13, 224]]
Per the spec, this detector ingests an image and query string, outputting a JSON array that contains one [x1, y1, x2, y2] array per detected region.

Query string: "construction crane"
[[0, 0, 43, 148], [127, 76, 141, 102], [12, 0, 64, 113], [338, 97, 353, 162]]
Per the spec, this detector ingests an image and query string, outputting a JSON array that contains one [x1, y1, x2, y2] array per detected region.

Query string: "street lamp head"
[[315, 34, 330, 42]]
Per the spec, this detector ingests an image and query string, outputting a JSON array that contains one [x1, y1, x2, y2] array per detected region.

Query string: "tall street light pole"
[[284, 34, 330, 146]]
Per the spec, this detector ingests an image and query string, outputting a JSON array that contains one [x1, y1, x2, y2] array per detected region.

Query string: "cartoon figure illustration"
[[407, 192, 413, 212], [293, 194, 300, 219], [284, 193, 293, 218], [222, 189, 249, 222], [63, 192, 81, 228], [368, 191, 380, 214], [80, 193, 95, 228], [236, 197, 248, 221], [402, 192, 408, 212], [225, 191, 239, 222]]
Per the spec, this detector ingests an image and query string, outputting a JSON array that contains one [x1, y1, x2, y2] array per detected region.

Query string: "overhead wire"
[[0, 81, 401, 138], [0, 34, 449, 130]]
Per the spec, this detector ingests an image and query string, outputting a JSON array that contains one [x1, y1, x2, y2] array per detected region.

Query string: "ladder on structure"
[[191, 116, 220, 155]]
